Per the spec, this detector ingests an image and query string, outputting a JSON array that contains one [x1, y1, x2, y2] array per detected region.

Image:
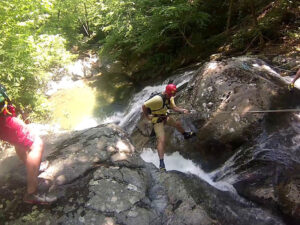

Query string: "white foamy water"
[[74, 117, 101, 130], [66, 54, 98, 78], [141, 148, 236, 192]]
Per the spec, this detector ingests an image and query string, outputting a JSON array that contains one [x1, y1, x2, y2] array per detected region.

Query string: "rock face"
[[0, 123, 286, 225], [1, 56, 299, 225], [182, 57, 300, 223], [187, 57, 278, 141], [214, 114, 300, 224], [132, 57, 294, 166], [130, 56, 300, 223]]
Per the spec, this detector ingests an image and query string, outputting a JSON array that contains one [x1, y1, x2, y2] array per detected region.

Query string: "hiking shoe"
[[24, 192, 57, 205], [39, 160, 49, 173], [160, 167, 166, 172], [159, 160, 166, 171], [183, 132, 195, 139]]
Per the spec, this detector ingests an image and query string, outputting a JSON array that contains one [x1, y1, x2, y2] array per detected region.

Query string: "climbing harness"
[[0, 83, 15, 116], [0, 100, 12, 116], [146, 92, 171, 124]]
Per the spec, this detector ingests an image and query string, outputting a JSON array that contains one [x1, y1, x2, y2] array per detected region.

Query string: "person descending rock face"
[[0, 83, 56, 205], [288, 68, 300, 91], [142, 84, 195, 171]]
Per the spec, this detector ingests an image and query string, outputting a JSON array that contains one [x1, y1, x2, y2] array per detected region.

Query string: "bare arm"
[[292, 68, 300, 84], [169, 97, 189, 114], [170, 105, 189, 114], [142, 105, 152, 120]]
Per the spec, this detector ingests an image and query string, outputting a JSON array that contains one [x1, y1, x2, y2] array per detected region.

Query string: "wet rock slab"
[[0, 122, 287, 225]]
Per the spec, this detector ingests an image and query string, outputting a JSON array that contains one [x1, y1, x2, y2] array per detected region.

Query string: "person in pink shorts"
[[0, 84, 56, 204]]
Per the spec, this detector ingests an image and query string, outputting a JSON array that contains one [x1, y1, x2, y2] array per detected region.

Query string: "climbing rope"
[[216, 109, 300, 114], [168, 109, 300, 114], [246, 109, 300, 113]]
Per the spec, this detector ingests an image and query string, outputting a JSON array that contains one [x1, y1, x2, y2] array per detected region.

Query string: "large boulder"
[[0, 123, 286, 225], [181, 57, 287, 154], [132, 56, 291, 168], [174, 57, 300, 223], [130, 56, 300, 223], [213, 112, 300, 224]]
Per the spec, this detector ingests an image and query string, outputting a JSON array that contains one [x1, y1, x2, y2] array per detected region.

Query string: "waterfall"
[[103, 69, 196, 133], [41, 62, 238, 192], [102, 84, 166, 133], [99, 68, 235, 192]]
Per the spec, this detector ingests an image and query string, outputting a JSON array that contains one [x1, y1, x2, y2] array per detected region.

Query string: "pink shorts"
[[0, 116, 34, 149]]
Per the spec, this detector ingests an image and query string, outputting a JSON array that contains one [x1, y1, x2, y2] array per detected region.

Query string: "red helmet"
[[165, 84, 177, 97]]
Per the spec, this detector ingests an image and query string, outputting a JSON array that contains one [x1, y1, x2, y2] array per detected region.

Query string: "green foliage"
[[231, 29, 257, 51], [0, 0, 75, 121], [257, 0, 295, 39], [0, 0, 297, 120], [230, 0, 296, 51], [94, 0, 210, 68], [29, 34, 76, 70]]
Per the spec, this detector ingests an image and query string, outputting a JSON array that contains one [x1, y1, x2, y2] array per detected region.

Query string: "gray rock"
[[2, 57, 296, 225]]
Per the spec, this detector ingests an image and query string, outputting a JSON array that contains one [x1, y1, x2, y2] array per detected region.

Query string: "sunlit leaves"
[[0, 0, 74, 120], [94, 0, 210, 64], [29, 34, 75, 69], [0, 0, 288, 120]]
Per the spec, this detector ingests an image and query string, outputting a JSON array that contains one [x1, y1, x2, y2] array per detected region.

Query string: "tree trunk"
[[83, 3, 90, 36], [179, 29, 195, 48], [226, 0, 234, 35], [248, 0, 264, 46]]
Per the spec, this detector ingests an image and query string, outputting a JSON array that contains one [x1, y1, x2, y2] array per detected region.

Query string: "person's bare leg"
[[157, 136, 165, 160], [16, 145, 48, 172], [25, 137, 44, 194], [174, 121, 185, 133], [23, 136, 57, 204], [15, 146, 27, 164], [167, 117, 194, 139], [167, 117, 185, 133], [157, 135, 166, 170]]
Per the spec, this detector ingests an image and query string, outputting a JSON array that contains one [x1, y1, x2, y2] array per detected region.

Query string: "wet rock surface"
[[0, 123, 288, 225], [130, 56, 300, 224], [214, 114, 300, 224], [172, 57, 292, 167], [1, 56, 299, 225], [132, 57, 297, 167]]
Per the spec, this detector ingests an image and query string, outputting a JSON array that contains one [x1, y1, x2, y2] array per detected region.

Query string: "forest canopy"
[[0, 0, 298, 120]]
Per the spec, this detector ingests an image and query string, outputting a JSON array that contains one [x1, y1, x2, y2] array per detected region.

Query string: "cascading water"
[[45, 63, 228, 190], [44, 56, 298, 197], [26, 56, 298, 224], [141, 148, 237, 192], [104, 69, 197, 133], [102, 84, 166, 133], [98, 68, 236, 192]]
